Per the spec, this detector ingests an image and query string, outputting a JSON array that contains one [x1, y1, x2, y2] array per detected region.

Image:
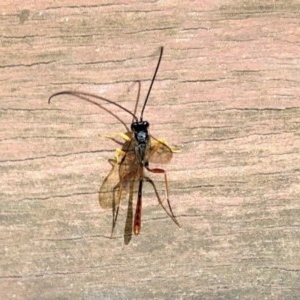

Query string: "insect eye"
[[131, 122, 138, 131]]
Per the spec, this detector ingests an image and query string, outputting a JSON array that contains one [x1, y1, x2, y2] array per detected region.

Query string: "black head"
[[131, 121, 149, 133], [131, 121, 149, 143]]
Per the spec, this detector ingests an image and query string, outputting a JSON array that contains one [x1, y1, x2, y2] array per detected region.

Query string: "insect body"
[[48, 47, 180, 238]]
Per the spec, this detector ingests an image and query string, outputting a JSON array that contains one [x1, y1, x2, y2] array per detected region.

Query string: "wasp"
[[48, 47, 180, 239]]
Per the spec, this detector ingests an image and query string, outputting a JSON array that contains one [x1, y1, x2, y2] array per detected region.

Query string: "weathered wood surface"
[[1, 1, 299, 299]]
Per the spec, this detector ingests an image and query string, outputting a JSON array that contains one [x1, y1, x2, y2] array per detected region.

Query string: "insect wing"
[[148, 137, 173, 164], [99, 159, 121, 209], [119, 150, 140, 188]]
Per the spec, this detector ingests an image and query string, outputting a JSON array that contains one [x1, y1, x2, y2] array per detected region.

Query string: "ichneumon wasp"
[[48, 46, 180, 239]]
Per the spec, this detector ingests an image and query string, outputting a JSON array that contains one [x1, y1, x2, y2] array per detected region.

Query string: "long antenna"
[[48, 90, 138, 123], [140, 46, 164, 121]]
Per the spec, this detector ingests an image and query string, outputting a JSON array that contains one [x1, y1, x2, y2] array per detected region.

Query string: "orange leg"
[[145, 166, 180, 227]]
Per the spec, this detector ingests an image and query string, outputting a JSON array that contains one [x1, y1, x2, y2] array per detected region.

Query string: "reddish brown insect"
[[48, 47, 180, 240], [101, 124, 179, 238]]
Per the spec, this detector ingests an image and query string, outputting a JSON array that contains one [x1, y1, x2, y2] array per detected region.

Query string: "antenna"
[[139, 46, 164, 121], [48, 90, 138, 124]]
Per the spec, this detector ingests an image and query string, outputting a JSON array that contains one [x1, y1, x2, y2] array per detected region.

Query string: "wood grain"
[[1, 1, 299, 299]]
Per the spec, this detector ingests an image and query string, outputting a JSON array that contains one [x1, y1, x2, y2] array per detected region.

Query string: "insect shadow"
[[48, 46, 180, 244]]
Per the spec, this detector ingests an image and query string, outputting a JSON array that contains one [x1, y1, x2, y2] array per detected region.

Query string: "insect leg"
[[146, 166, 170, 205], [144, 168, 180, 228], [111, 178, 128, 237], [111, 181, 121, 237]]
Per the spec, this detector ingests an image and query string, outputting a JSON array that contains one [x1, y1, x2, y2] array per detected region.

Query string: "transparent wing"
[[99, 148, 139, 209], [148, 136, 173, 164], [99, 159, 120, 209]]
